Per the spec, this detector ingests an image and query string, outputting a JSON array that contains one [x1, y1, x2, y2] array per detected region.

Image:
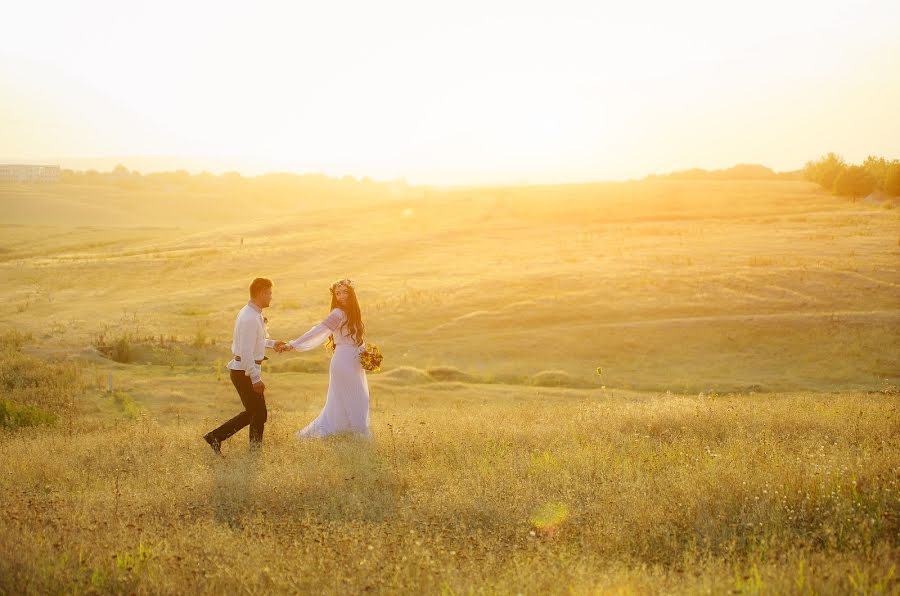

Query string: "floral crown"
[[330, 278, 355, 292]]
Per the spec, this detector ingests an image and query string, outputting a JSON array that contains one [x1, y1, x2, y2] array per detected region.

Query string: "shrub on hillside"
[[0, 398, 56, 429], [92, 331, 135, 363], [885, 163, 900, 196], [805, 152, 900, 198], [862, 155, 892, 188], [803, 152, 847, 189], [833, 166, 877, 199]]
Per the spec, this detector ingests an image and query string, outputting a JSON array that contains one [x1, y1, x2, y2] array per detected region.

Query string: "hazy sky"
[[2, 0, 899, 184]]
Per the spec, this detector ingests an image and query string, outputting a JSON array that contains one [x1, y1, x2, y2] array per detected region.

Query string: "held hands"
[[273, 340, 294, 354]]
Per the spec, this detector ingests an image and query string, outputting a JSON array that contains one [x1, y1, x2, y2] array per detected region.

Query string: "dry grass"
[[0, 383, 897, 594]]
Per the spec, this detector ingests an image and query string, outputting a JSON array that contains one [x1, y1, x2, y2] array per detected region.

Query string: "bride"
[[279, 278, 372, 439]]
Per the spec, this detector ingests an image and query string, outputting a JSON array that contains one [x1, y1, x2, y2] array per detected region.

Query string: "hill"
[[0, 177, 897, 392]]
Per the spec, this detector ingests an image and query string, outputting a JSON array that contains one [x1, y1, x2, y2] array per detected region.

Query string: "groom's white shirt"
[[226, 301, 275, 384]]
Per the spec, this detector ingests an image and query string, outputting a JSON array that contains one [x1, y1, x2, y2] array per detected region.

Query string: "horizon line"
[[0, 153, 817, 189]]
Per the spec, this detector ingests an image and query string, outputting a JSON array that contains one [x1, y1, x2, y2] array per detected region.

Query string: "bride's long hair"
[[325, 280, 365, 351]]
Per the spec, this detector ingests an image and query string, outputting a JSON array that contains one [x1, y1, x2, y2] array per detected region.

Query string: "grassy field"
[[0, 177, 898, 593]]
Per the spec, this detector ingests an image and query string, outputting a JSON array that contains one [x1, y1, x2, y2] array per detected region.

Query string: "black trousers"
[[208, 369, 268, 445]]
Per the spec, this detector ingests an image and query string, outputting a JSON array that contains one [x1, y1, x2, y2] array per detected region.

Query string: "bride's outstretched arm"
[[287, 308, 344, 352]]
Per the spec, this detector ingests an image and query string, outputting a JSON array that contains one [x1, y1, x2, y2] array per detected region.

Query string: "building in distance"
[[0, 164, 61, 183]]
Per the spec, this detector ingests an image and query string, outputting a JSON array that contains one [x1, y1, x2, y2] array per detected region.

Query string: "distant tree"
[[885, 162, 900, 196], [803, 152, 847, 190], [833, 166, 876, 200], [862, 155, 891, 189]]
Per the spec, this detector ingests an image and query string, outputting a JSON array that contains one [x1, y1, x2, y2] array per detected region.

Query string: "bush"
[[92, 332, 133, 363], [805, 153, 900, 198], [0, 398, 56, 429], [885, 163, 900, 197], [862, 155, 892, 188], [833, 166, 876, 199], [803, 152, 847, 189], [112, 335, 133, 363]]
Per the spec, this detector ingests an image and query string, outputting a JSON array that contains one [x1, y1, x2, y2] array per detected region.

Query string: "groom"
[[203, 277, 287, 454]]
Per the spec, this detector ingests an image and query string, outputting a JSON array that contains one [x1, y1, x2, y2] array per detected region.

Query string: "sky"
[[1, 0, 899, 185]]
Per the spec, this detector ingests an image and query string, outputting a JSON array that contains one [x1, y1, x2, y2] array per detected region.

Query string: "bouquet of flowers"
[[359, 342, 383, 373]]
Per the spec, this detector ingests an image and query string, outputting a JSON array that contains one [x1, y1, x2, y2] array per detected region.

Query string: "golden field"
[[0, 177, 898, 594]]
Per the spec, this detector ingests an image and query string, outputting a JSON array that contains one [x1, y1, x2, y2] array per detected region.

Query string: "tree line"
[[803, 153, 900, 200], [45, 164, 416, 203]]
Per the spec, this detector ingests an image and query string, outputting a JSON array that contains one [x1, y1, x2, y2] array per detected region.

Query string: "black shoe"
[[203, 433, 222, 456]]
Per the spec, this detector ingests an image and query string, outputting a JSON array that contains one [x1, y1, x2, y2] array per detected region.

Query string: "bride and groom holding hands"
[[203, 277, 372, 455]]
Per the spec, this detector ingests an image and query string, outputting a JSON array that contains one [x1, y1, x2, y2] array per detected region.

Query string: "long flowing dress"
[[288, 307, 372, 439]]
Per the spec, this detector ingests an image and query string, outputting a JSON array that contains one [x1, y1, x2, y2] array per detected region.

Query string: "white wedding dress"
[[288, 307, 372, 439]]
